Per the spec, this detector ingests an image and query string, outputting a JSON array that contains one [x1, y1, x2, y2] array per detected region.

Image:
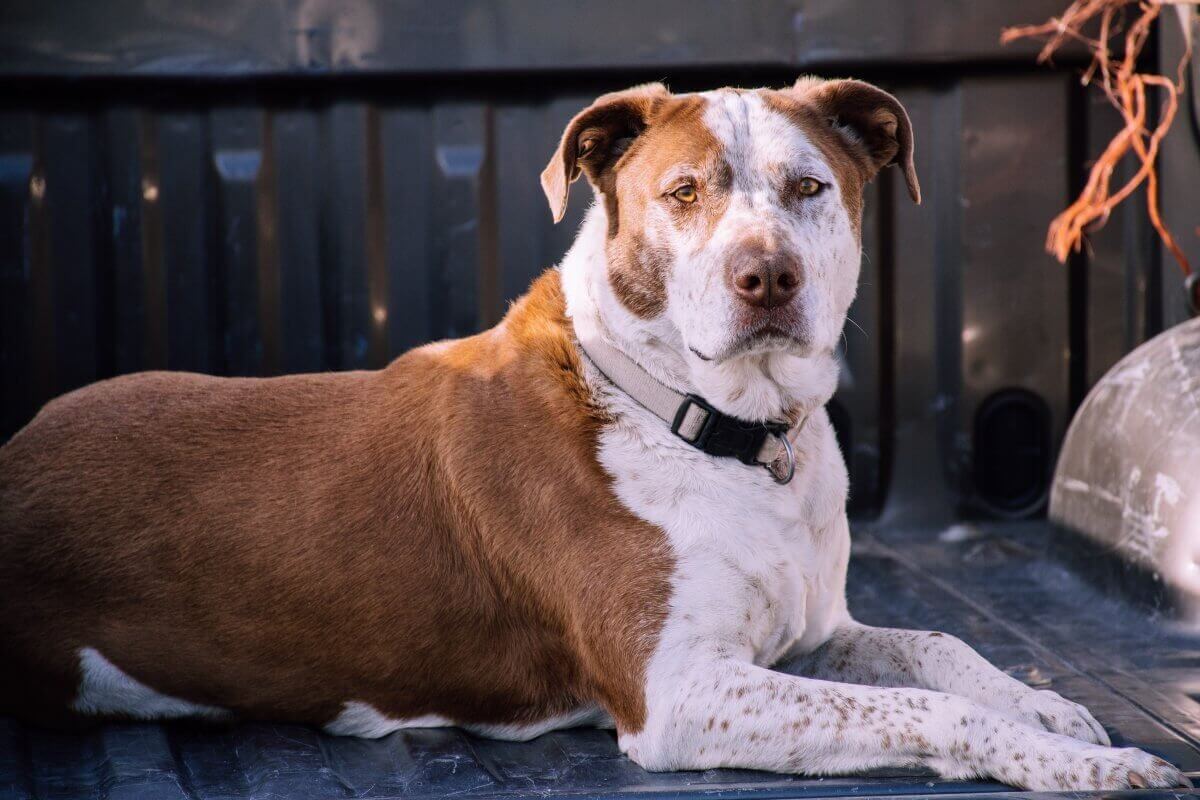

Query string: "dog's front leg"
[[784, 623, 1109, 745], [620, 659, 1187, 790]]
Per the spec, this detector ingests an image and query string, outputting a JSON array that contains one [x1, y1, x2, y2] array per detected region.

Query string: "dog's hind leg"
[[781, 623, 1108, 745], [618, 658, 1188, 791]]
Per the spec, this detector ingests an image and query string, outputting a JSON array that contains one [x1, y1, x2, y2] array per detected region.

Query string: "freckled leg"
[[781, 622, 1109, 745], [621, 660, 1188, 791]]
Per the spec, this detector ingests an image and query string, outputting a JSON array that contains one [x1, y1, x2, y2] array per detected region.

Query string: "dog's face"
[[543, 78, 919, 372]]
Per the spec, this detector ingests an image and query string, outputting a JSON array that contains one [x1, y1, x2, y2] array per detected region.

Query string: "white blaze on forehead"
[[699, 90, 835, 195]]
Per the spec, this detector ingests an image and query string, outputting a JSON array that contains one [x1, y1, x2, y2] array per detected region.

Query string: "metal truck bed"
[[3, 2, 1200, 798], [3, 522, 1196, 800]]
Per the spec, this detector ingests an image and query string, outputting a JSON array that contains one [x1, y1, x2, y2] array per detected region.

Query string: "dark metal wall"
[[0, 0, 1185, 521]]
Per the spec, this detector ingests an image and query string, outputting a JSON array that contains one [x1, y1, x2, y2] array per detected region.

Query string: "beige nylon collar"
[[577, 334, 800, 484]]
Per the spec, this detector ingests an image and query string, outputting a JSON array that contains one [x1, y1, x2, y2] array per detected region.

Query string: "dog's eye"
[[797, 177, 824, 196], [672, 185, 698, 204]]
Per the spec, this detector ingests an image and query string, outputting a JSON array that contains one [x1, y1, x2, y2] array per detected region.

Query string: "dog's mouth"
[[690, 323, 810, 364], [737, 327, 809, 356]]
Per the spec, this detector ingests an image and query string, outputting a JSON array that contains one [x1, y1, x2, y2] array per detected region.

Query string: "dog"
[[0, 77, 1188, 792]]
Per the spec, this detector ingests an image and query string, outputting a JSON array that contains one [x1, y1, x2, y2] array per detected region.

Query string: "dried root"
[[1002, 1, 1196, 296]]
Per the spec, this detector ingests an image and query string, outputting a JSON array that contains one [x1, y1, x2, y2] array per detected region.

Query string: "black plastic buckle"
[[670, 394, 722, 449], [671, 394, 789, 467]]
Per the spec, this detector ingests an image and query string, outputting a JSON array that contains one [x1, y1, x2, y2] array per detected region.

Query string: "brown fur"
[[542, 90, 730, 319], [603, 95, 731, 318], [0, 271, 672, 734]]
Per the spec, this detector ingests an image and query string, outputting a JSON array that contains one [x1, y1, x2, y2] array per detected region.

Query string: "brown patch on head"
[[606, 95, 731, 317], [604, 94, 730, 318], [607, 232, 671, 317], [544, 89, 731, 318]]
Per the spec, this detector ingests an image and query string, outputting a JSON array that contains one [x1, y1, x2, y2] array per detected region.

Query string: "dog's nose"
[[731, 251, 802, 309]]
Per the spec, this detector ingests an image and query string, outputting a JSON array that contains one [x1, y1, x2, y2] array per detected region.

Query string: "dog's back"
[[0, 272, 670, 734]]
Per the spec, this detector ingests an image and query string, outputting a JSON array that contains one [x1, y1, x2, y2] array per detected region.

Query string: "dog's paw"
[[1015, 741, 1190, 791], [1015, 689, 1109, 745]]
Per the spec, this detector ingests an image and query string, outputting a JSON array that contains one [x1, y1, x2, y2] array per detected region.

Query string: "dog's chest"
[[596, 399, 850, 666]]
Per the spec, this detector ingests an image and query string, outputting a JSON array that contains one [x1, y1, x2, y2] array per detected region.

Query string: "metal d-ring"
[[764, 431, 796, 485]]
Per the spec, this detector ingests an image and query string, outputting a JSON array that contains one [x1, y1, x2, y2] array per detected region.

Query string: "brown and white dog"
[[0, 78, 1188, 791]]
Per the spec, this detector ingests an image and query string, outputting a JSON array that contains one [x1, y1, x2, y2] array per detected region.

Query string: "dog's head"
[[544, 78, 918, 413]]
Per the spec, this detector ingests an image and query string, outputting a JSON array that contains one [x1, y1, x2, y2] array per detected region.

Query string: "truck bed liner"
[[3, 522, 1198, 800]]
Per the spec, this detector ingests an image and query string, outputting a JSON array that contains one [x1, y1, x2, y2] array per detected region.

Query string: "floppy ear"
[[540, 83, 669, 223], [794, 77, 920, 204]]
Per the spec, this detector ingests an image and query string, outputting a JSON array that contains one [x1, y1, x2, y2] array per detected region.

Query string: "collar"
[[577, 334, 800, 485]]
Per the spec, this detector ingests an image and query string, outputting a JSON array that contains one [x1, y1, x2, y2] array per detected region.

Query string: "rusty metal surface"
[[1050, 317, 1200, 622]]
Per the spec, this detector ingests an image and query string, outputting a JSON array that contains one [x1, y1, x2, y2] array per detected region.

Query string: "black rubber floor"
[[2, 521, 1198, 800]]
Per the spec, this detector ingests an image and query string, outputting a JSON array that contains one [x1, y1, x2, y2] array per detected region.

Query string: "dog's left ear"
[[541, 83, 670, 223], [794, 77, 920, 204]]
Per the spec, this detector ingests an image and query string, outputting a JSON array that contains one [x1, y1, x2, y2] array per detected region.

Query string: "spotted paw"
[[1016, 689, 1109, 746], [1015, 740, 1190, 791]]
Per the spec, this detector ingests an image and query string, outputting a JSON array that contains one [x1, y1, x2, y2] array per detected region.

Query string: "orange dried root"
[[1002, 0, 1195, 289]]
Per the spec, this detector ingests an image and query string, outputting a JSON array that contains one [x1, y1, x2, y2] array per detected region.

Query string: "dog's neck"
[[559, 203, 839, 424]]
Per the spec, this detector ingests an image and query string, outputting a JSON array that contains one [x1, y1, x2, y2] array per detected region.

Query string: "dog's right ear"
[[541, 83, 669, 223]]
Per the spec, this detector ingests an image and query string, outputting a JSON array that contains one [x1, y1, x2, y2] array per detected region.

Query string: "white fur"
[[72, 647, 230, 720], [461, 705, 613, 741], [325, 701, 611, 741], [556, 88, 1186, 791], [325, 702, 455, 738]]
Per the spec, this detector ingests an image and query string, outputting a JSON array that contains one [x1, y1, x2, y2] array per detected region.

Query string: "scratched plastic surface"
[[2, 522, 1198, 800]]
